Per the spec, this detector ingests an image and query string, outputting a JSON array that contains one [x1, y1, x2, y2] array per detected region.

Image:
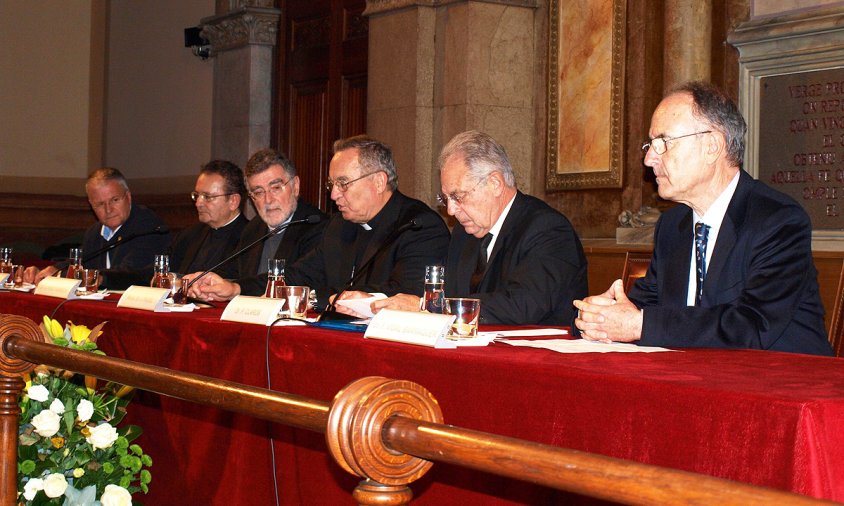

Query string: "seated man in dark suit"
[[574, 81, 832, 356], [190, 136, 450, 308], [169, 160, 248, 276], [373, 130, 588, 325], [185, 148, 325, 298], [25, 167, 171, 289]]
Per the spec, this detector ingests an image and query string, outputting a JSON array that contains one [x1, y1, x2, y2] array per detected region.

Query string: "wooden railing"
[[0, 314, 831, 506]]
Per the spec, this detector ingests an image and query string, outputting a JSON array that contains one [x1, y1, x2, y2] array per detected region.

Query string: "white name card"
[[0, 273, 8, 285], [117, 285, 171, 312], [221, 295, 286, 325], [34, 277, 82, 299], [365, 309, 456, 348]]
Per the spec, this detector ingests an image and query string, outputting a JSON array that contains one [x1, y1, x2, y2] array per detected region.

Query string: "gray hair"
[[245, 148, 297, 180], [438, 130, 516, 188], [672, 81, 746, 167], [332, 135, 398, 190], [86, 167, 129, 192]]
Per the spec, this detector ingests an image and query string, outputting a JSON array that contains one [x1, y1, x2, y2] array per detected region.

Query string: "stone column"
[[201, 5, 280, 167], [663, 0, 712, 91], [365, 0, 538, 203]]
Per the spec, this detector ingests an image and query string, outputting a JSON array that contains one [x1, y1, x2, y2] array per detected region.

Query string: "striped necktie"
[[694, 222, 710, 306]]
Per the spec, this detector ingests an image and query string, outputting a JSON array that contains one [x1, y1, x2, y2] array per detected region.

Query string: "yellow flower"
[[84, 375, 98, 395], [50, 436, 65, 449], [68, 322, 93, 344], [72, 468, 84, 478], [42, 316, 64, 339], [115, 385, 134, 398]]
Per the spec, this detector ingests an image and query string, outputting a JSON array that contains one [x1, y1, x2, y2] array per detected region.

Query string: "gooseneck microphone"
[[181, 214, 322, 295], [319, 217, 421, 322], [82, 225, 169, 263]]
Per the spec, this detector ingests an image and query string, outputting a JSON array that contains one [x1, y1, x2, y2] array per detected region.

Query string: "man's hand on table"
[[371, 293, 422, 314], [23, 265, 59, 285], [185, 272, 240, 302], [331, 290, 373, 319], [573, 279, 643, 343]]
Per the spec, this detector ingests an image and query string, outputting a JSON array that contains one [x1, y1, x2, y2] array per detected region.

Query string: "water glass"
[[444, 298, 481, 339], [264, 258, 286, 298], [66, 247, 83, 279], [278, 286, 311, 319], [7, 265, 25, 288], [0, 247, 12, 274], [75, 268, 100, 294], [421, 265, 445, 313]]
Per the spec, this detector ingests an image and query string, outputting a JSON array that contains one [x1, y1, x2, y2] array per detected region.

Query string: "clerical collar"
[[358, 191, 397, 231], [213, 213, 241, 230], [360, 223, 372, 231]]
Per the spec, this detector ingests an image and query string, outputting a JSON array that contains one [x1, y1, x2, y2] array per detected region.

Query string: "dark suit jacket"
[[446, 191, 588, 325], [169, 214, 248, 277], [629, 170, 831, 356], [287, 191, 450, 306], [82, 204, 171, 289], [236, 201, 326, 296]]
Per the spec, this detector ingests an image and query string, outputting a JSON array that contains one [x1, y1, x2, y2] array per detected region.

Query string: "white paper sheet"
[[334, 293, 386, 318], [498, 338, 674, 353], [479, 328, 568, 338]]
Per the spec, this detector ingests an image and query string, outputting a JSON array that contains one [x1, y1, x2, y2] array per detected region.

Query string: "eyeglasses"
[[89, 191, 128, 211], [248, 178, 290, 201], [191, 191, 235, 202], [642, 131, 712, 155], [436, 177, 487, 207], [325, 171, 381, 193]]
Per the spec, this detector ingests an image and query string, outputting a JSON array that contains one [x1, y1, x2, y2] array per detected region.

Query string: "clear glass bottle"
[[422, 265, 445, 313]]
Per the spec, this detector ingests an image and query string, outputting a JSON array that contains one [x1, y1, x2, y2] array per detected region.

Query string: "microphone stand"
[[175, 214, 321, 304], [318, 218, 420, 322]]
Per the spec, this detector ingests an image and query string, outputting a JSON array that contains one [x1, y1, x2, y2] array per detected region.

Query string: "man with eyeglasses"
[[574, 81, 831, 355], [168, 160, 248, 276], [186, 148, 325, 298], [372, 130, 587, 325], [25, 167, 171, 289]]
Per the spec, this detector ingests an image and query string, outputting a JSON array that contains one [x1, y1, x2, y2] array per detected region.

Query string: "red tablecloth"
[[3, 291, 844, 504]]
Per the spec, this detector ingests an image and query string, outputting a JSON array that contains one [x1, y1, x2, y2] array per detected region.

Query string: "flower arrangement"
[[17, 316, 152, 505]]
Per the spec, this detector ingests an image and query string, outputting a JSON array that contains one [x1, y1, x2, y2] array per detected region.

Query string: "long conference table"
[[2, 290, 844, 505]]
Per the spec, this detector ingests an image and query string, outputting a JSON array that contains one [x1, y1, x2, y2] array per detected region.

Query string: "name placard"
[[365, 309, 456, 349], [0, 273, 9, 285], [117, 286, 170, 311], [33, 277, 81, 299], [221, 295, 286, 325]]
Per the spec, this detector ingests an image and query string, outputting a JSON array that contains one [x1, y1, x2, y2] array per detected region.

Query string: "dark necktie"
[[694, 222, 710, 306], [470, 233, 493, 292]]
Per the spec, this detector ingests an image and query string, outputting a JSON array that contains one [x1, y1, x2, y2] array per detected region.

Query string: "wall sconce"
[[184, 26, 211, 60]]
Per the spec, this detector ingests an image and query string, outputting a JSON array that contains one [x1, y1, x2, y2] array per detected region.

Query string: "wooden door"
[[275, 0, 368, 211]]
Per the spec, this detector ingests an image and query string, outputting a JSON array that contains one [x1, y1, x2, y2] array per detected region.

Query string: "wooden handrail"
[[0, 315, 832, 506]]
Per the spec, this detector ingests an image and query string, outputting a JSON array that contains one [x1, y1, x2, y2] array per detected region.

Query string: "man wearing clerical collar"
[[574, 81, 831, 356], [373, 130, 588, 325], [168, 160, 248, 276], [189, 136, 449, 307]]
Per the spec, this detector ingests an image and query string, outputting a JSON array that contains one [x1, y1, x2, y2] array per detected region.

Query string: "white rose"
[[77, 399, 94, 422], [23, 478, 43, 501], [42, 473, 68, 498], [31, 409, 61, 438], [49, 398, 65, 415], [100, 484, 132, 506], [27, 384, 49, 402], [86, 423, 118, 449]]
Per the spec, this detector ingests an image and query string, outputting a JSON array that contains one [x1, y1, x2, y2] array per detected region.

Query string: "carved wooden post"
[[0, 315, 44, 505], [326, 377, 443, 506]]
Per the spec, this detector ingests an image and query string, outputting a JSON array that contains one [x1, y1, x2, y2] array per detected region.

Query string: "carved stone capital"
[[201, 6, 281, 55], [364, 0, 537, 17]]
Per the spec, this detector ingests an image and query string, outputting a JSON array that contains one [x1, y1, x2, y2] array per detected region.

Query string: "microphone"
[[81, 225, 169, 263], [178, 214, 321, 300], [319, 217, 421, 322]]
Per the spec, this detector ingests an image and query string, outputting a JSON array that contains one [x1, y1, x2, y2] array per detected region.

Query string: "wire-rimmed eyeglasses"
[[436, 177, 487, 207], [191, 191, 235, 202], [641, 131, 711, 155], [325, 171, 381, 193], [248, 178, 291, 201]]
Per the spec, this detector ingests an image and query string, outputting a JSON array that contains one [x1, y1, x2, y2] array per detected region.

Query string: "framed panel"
[[546, 0, 626, 190]]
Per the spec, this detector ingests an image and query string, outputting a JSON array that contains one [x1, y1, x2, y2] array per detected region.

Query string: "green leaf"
[[19, 460, 36, 474]]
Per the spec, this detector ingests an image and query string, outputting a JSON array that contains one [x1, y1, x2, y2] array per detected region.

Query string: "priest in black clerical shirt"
[[169, 160, 248, 276]]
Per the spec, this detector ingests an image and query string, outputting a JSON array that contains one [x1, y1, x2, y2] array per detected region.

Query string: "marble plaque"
[[758, 69, 844, 230]]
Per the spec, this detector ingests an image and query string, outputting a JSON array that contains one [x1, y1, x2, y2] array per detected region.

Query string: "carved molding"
[[201, 6, 281, 54], [364, 0, 537, 17]]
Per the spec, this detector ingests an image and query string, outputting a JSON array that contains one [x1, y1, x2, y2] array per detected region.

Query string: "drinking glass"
[[0, 248, 12, 275], [421, 265, 445, 313], [8, 265, 25, 288], [278, 286, 311, 319], [444, 298, 481, 339], [75, 268, 100, 294], [66, 247, 83, 279], [151, 254, 171, 288], [264, 258, 286, 298]]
